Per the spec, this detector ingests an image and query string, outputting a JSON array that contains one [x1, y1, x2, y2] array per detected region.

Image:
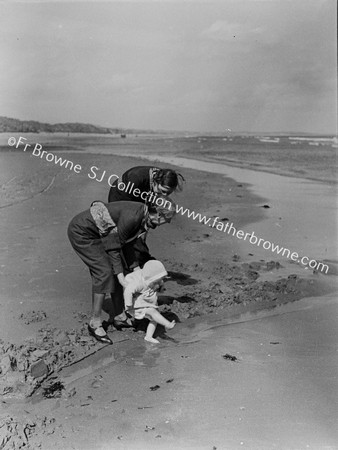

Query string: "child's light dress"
[[124, 271, 158, 320]]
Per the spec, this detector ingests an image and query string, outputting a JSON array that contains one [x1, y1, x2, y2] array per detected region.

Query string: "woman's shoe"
[[112, 317, 134, 331], [102, 320, 110, 332], [102, 319, 133, 331], [88, 324, 113, 344]]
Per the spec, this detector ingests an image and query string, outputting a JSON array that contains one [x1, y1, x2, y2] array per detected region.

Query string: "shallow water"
[[102, 153, 337, 269], [28, 293, 336, 402], [25, 292, 338, 449]]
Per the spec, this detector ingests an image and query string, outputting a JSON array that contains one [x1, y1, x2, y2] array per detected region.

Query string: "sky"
[[0, 0, 336, 133]]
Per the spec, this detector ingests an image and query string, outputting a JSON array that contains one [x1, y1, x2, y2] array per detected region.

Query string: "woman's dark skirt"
[[67, 218, 116, 294]]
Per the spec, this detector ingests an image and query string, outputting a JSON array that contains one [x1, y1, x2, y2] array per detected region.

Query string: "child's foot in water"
[[144, 336, 160, 344], [166, 320, 176, 330]]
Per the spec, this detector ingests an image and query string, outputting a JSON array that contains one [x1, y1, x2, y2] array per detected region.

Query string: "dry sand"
[[0, 134, 337, 449]]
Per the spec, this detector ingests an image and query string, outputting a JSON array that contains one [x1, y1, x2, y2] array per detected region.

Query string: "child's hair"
[[153, 169, 185, 192]]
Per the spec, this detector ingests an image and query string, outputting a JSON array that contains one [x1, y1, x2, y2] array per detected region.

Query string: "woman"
[[108, 166, 185, 203], [108, 166, 184, 266], [67, 199, 176, 344]]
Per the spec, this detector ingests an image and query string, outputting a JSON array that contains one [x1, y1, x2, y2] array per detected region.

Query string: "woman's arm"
[[100, 232, 124, 275], [121, 166, 155, 201]]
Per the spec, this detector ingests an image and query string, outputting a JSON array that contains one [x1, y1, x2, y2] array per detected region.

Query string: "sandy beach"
[[0, 134, 337, 449]]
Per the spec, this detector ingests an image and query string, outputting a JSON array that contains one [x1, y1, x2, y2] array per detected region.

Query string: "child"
[[123, 260, 175, 343]]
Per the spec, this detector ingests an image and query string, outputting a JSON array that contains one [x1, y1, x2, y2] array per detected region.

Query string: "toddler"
[[123, 260, 175, 343]]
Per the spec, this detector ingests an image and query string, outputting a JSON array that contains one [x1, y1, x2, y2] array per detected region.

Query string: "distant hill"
[[0, 116, 173, 135], [1, 116, 331, 137], [0, 116, 123, 134]]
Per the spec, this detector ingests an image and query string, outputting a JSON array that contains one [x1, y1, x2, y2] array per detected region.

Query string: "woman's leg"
[[90, 293, 109, 337], [91, 292, 105, 323], [67, 226, 114, 343], [89, 292, 112, 342], [109, 282, 124, 320], [107, 283, 133, 329]]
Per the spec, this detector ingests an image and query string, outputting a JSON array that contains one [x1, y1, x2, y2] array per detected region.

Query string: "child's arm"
[[117, 273, 126, 288], [123, 285, 134, 309], [123, 279, 144, 309]]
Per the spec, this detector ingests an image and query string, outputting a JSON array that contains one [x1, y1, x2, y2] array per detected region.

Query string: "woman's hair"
[[153, 169, 185, 192], [148, 196, 176, 221]]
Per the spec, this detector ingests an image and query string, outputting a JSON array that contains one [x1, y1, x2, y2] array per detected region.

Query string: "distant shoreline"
[[0, 130, 336, 137], [100, 150, 336, 186], [0, 131, 336, 184]]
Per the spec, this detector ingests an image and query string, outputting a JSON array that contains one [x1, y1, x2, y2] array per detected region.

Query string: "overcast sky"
[[0, 0, 336, 133]]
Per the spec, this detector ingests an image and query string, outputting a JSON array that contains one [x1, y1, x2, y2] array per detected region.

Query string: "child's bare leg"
[[144, 321, 159, 344], [146, 309, 176, 330]]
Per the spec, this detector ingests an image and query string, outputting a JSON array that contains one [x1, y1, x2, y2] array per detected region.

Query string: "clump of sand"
[[159, 259, 319, 320], [0, 323, 101, 400], [0, 415, 56, 450]]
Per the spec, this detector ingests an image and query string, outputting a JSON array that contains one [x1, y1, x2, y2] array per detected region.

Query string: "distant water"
[[0, 132, 337, 264], [1, 131, 337, 184], [113, 153, 337, 267]]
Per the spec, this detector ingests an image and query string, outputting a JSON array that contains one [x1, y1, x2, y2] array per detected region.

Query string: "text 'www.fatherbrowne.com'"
[[175, 206, 329, 274], [8, 136, 330, 274]]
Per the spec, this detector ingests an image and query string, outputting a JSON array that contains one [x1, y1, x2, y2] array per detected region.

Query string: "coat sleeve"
[[101, 204, 144, 274], [100, 230, 124, 274], [122, 167, 152, 202], [117, 215, 143, 270], [122, 241, 138, 270]]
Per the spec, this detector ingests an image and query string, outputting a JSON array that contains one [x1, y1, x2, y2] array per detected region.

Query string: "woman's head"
[[145, 197, 176, 229], [153, 169, 185, 196]]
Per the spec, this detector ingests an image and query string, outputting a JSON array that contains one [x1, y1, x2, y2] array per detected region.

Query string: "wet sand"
[[3, 295, 338, 449], [0, 134, 337, 449]]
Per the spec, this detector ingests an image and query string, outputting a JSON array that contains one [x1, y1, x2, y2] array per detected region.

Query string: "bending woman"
[[108, 166, 184, 203], [108, 166, 184, 266], [67, 199, 176, 344]]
